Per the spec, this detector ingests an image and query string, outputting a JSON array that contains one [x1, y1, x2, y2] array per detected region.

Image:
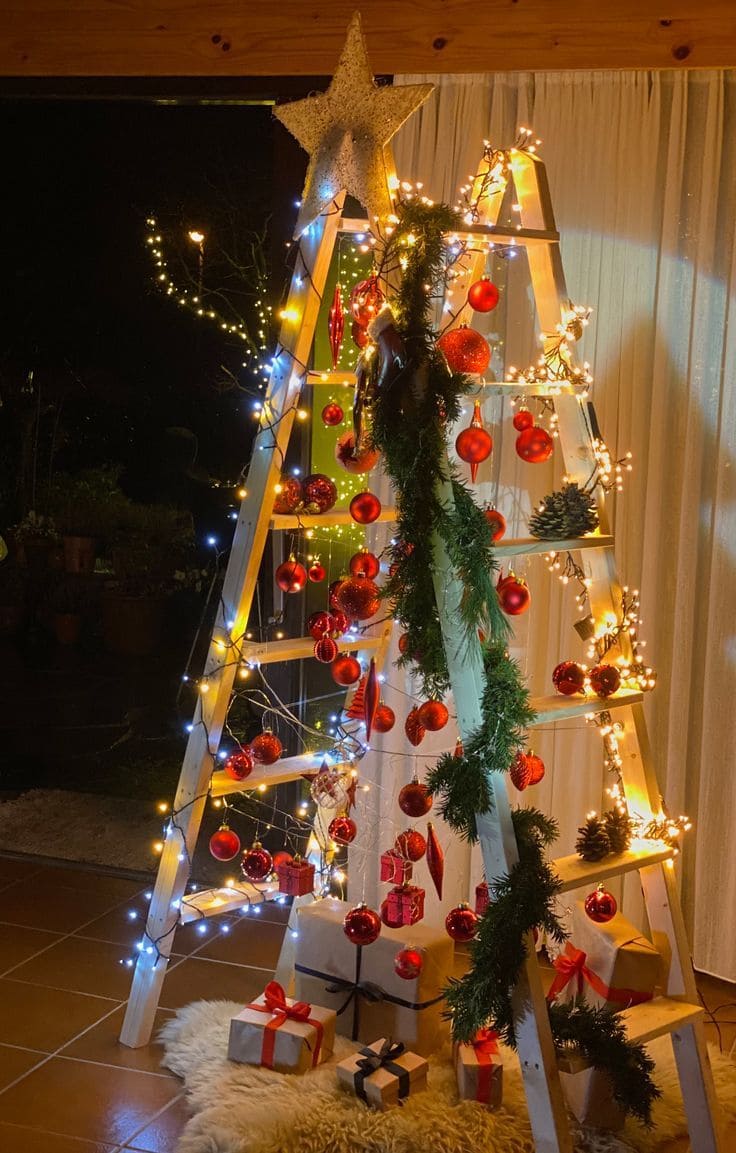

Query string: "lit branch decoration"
[[507, 304, 594, 391], [587, 587, 656, 691]]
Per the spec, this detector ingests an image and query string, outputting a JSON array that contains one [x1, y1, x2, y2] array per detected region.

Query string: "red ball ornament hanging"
[[394, 947, 424, 980], [398, 778, 433, 818], [329, 579, 346, 610], [223, 748, 254, 781], [417, 700, 449, 732], [468, 277, 500, 313], [343, 902, 382, 946], [349, 491, 382, 525], [552, 661, 586, 696], [241, 841, 273, 882], [349, 550, 380, 579], [250, 731, 283, 765], [321, 402, 344, 427], [329, 609, 349, 636], [333, 575, 380, 622], [395, 829, 426, 861], [512, 408, 534, 432], [314, 636, 339, 664], [275, 558, 308, 594], [404, 707, 426, 747], [510, 750, 546, 791], [329, 814, 357, 845], [327, 283, 345, 370], [497, 574, 531, 616], [455, 401, 493, 483], [307, 561, 326, 583], [209, 825, 241, 861], [351, 320, 369, 350], [584, 885, 618, 924], [438, 325, 491, 375], [273, 475, 303, 515], [589, 663, 622, 698], [272, 850, 293, 871], [516, 425, 554, 464], [372, 703, 395, 733], [484, 507, 507, 541], [302, 473, 338, 514], [331, 653, 361, 686], [380, 897, 403, 929], [307, 609, 333, 639], [335, 430, 380, 475], [350, 276, 384, 327], [445, 903, 479, 942]]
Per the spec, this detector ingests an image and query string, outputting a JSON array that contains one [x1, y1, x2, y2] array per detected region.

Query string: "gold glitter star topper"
[[274, 13, 433, 237]]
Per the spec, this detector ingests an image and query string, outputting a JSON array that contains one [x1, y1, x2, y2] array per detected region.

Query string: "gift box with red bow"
[[454, 1029, 503, 1108], [336, 1037, 428, 1110], [276, 855, 315, 897], [380, 850, 413, 885], [228, 980, 336, 1073]]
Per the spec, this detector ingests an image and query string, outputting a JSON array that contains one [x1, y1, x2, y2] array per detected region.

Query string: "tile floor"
[[0, 852, 733, 1153]]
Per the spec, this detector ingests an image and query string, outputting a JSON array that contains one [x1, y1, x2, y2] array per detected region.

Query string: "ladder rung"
[[179, 880, 281, 923], [241, 633, 382, 665], [210, 753, 324, 798], [553, 842, 675, 893], [529, 690, 643, 726], [482, 381, 580, 397], [306, 370, 357, 386], [620, 997, 704, 1044], [338, 217, 560, 246], [271, 508, 396, 529], [496, 535, 613, 558]]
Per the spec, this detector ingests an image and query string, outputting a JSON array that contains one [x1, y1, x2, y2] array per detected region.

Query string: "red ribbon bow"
[[466, 1029, 500, 1104], [246, 980, 324, 1069], [546, 943, 653, 1008]]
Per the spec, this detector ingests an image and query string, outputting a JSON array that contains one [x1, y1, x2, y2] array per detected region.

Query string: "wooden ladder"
[[119, 142, 724, 1153]]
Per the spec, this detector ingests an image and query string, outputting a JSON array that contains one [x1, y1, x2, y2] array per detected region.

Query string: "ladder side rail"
[[511, 152, 569, 335]]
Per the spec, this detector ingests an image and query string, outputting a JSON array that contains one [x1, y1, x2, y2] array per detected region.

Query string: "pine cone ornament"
[[529, 483, 599, 539], [604, 807, 633, 855], [575, 814, 611, 862]]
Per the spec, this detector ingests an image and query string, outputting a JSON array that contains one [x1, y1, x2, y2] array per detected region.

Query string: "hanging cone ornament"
[[327, 283, 345, 369], [346, 675, 366, 720], [425, 822, 444, 900], [455, 401, 493, 483], [405, 707, 426, 747], [364, 657, 380, 739]]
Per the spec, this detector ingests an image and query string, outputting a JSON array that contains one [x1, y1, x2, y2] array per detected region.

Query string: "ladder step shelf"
[[337, 216, 560, 246], [304, 370, 581, 399], [271, 509, 396, 530], [553, 843, 675, 893], [241, 634, 381, 665], [180, 880, 281, 923], [529, 690, 642, 726], [621, 997, 704, 1045], [209, 753, 325, 798]]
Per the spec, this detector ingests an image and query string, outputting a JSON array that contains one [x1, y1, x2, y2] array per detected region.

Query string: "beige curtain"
[[377, 69, 736, 981]]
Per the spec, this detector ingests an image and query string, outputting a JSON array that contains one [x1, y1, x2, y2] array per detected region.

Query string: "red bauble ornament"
[[418, 700, 449, 732], [404, 708, 426, 747], [272, 850, 293, 871], [350, 276, 384, 327], [321, 402, 344, 427], [455, 401, 493, 483], [314, 636, 339, 663], [333, 575, 380, 621], [468, 277, 500, 313], [223, 749, 254, 781], [484, 507, 507, 541], [308, 561, 326, 583], [273, 475, 303, 515], [510, 750, 546, 791], [331, 653, 361, 686], [343, 903, 381, 946], [349, 491, 382, 525], [589, 663, 621, 698], [498, 575, 531, 616], [584, 885, 618, 924], [398, 779, 433, 818], [329, 609, 349, 636], [349, 550, 380, 579], [250, 731, 283, 765], [335, 430, 380, 475], [380, 897, 403, 929], [308, 609, 333, 639], [329, 814, 357, 845], [395, 829, 426, 861], [209, 825, 241, 861], [302, 473, 338, 514], [552, 661, 586, 696], [398, 633, 410, 654], [516, 425, 554, 464], [394, 947, 423, 980], [372, 703, 395, 733], [437, 325, 491, 375], [351, 320, 369, 350], [328, 578, 346, 609], [241, 841, 273, 882], [327, 283, 345, 370], [445, 903, 479, 942], [512, 408, 534, 432], [275, 558, 308, 594]]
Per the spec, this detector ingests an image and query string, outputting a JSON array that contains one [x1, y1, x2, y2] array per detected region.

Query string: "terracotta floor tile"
[[0, 1044, 46, 1090], [11, 936, 145, 1000], [75, 903, 158, 949], [0, 883, 124, 934], [121, 1094, 190, 1152], [60, 1005, 175, 1074], [0, 1057, 181, 1146], [196, 916, 286, 968], [0, 925, 63, 975], [0, 857, 42, 890], [30, 864, 148, 901], [0, 1123, 117, 1153], [159, 956, 272, 1010], [0, 979, 116, 1051]]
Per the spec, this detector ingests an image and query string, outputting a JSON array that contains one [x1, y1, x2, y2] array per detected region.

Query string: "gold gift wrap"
[[453, 1030, 503, 1108], [336, 1037, 428, 1110], [295, 898, 454, 1056], [560, 901, 662, 1012], [227, 981, 336, 1074]]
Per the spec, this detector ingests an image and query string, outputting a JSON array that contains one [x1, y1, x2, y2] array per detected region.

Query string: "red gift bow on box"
[[546, 943, 653, 1008], [471, 1029, 500, 1104], [245, 980, 324, 1069]]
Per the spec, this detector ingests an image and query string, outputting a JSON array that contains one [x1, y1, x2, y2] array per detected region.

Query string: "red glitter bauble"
[[350, 276, 384, 327], [329, 609, 349, 636], [335, 430, 381, 475], [314, 636, 339, 663], [308, 562, 326, 583], [398, 780, 433, 818], [418, 700, 449, 731], [302, 473, 338, 514], [552, 661, 586, 696], [395, 829, 426, 862], [516, 425, 554, 464], [468, 277, 500, 313], [333, 575, 380, 622], [328, 579, 346, 610], [456, 426, 493, 471], [398, 633, 410, 654], [209, 826, 241, 861], [404, 708, 426, 747], [498, 576, 531, 616], [380, 898, 403, 929], [272, 850, 293, 871], [372, 703, 395, 733], [351, 320, 369, 349], [484, 507, 507, 541], [331, 653, 361, 685], [343, 903, 382, 946], [241, 841, 273, 882], [510, 750, 546, 790], [589, 663, 621, 698], [308, 609, 333, 639], [437, 325, 491, 374], [512, 408, 534, 432], [321, 403, 344, 427], [224, 749, 254, 781], [394, 947, 424, 980], [584, 885, 618, 924], [275, 559, 308, 594], [329, 814, 357, 845], [273, 475, 303, 515], [350, 491, 382, 525], [250, 731, 283, 765], [349, 550, 380, 579], [445, 903, 479, 942]]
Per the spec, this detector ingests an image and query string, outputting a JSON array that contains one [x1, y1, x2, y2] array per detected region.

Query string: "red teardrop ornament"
[[327, 283, 345, 369], [404, 707, 426, 747], [455, 401, 492, 483], [350, 276, 384, 327], [364, 657, 380, 739], [426, 822, 445, 900]]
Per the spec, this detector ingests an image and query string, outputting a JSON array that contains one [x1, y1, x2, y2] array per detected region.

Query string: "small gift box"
[[386, 884, 424, 926], [474, 881, 490, 916], [336, 1037, 428, 1111], [228, 980, 335, 1073], [559, 1067, 625, 1131], [454, 1029, 503, 1108], [380, 850, 413, 885], [277, 855, 315, 897]]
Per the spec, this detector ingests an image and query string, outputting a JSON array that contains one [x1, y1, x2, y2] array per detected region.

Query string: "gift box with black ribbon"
[[453, 1029, 503, 1108], [336, 1037, 428, 1110], [295, 898, 453, 1056], [228, 980, 335, 1073]]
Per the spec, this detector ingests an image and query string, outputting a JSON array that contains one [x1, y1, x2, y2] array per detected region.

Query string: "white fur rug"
[[160, 1000, 736, 1153]]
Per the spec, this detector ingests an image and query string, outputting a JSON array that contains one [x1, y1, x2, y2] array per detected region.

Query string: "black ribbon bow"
[[353, 1038, 410, 1105]]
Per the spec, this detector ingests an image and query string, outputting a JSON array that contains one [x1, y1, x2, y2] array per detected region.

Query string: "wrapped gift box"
[[228, 980, 335, 1073], [380, 850, 412, 885], [454, 1029, 503, 1108], [336, 1037, 428, 1110], [474, 881, 490, 916], [277, 856, 315, 897], [559, 1067, 625, 1131], [295, 898, 453, 1055], [386, 884, 424, 926]]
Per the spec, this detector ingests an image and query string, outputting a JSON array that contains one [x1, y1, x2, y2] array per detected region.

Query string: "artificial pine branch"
[[575, 814, 611, 861], [529, 481, 599, 539]]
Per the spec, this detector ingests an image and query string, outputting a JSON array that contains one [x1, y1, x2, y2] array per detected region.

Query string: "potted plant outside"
[[49, 579, 90, 646], [11, 511, 60, 573], [49, 467, 130, 575]]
